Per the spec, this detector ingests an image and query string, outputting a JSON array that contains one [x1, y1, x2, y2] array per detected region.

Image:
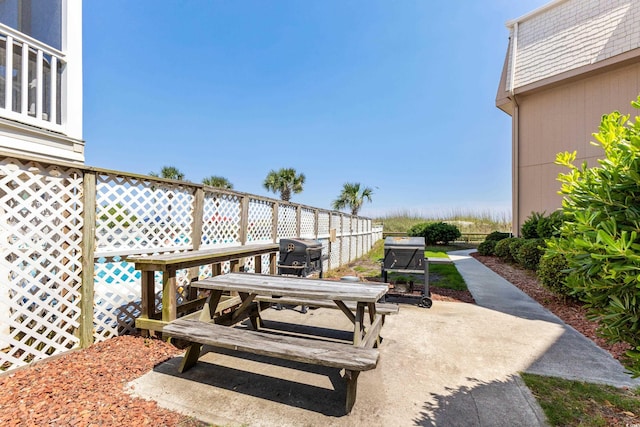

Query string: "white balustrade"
[[0, 23, 65, 133]]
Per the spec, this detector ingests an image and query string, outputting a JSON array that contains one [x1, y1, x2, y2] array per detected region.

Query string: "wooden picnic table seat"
[[164, 318, 379, 414]]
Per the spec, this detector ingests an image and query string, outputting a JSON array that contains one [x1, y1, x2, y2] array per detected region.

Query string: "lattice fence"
[[0, 158, 83, 370], [0, 155, 380, 372]]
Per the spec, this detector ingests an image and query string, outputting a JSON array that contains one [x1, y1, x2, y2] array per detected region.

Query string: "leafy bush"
[[407, 222, 429, 238], [515, 239, 545, 270], [548, 96, 640, 376], [521, 212, 544, 238], [537, 251, 571, 297], [508, 238, 526, 262], [494, 237, 517, 261], [409, 221, 461, 245], [535, 211, 564, 239], [485, 231, 511, 242], [477, 240, 496, 256]]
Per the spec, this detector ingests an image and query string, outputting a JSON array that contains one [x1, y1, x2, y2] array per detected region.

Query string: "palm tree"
[[149, 166, 185, 181], [332, 182, 373, 215], [263, 168, 305, 202], [202, 175, 233, 189]]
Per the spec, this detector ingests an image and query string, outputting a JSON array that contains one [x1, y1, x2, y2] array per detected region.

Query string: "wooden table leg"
[[231, 292, 259, 327], [162, 267, 177, 325], [353, 303, 365, 346], [199, 290, 223, 321], [178, 342, 203, 373]]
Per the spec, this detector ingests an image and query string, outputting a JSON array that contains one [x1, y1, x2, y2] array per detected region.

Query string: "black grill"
[[277, 238, 324, 277], [383, 237, 425, 270]]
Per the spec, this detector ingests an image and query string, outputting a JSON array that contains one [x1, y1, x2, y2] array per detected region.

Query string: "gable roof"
[[497, 0, 640, 112]]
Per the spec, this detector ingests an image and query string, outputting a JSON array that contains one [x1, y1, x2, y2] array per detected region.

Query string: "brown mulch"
[[0, 335, 205, 426], [470, 252, 631, 362]]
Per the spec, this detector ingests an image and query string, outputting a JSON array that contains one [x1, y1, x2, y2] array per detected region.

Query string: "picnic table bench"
[[162, 272, 390, 414], [164, 319, 379, 414], [125, 243, 279, 335]]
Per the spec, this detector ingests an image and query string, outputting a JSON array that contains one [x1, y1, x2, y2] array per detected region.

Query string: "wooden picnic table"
[[163, 272, 390, 413], [125, 243, 279, 334], [193, 272, 389, 347]]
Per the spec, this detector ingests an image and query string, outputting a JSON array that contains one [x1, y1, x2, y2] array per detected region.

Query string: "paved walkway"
[[128, 250, 640, 426], [449, 249, 640, 388]]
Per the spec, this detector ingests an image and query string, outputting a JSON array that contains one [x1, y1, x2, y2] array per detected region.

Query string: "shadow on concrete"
[[411, 375, 544, 427], [153, 348, 349, 416]]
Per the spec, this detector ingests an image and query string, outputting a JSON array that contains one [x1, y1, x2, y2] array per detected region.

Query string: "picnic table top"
[[193, 272, 388, 303], [124, 243, 279, 267]]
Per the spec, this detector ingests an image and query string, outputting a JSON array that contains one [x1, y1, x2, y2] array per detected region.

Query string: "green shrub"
[[515, 239, 545, 270], [409, 221, 461, 245], [407, 222, 429, 238], [537, 251, 571, 297], [485, 231, 511, 242], [508, 238, 526, 262], [477, 240, 496, 256], [548, 95, 640, 376], [494, 237, 517, 261], [521, 212, 544, 238], [535, 211, 564, 239]]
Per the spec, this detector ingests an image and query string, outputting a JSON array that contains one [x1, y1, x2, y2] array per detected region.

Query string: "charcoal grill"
[[381, 236, 432, 308], [277, 238, 324, 278]]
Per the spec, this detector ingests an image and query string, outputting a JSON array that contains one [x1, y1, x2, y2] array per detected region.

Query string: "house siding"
[[514, 61, 640, 232]]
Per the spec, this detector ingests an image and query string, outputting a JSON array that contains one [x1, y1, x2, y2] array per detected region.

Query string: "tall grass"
[[376, 208, 511, 233]]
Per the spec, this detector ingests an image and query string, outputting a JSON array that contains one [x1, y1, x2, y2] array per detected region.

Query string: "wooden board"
[[254, 296, 399, 315], [125, 243, 279, 271], [192, 273, 388, 303], [164, 319, 379, 371]]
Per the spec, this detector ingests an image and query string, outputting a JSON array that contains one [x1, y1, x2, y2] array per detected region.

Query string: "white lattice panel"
[[330, 239, 341, 271], [343, 216, 352, 234], [317, 212, 330, 237], [247, 198, 274, 243], [0, 158, 83, 371], [331, 213, 342, 237], [201, 192, 241, 248], [341, 235, 350, 264], [93, 256, 141, 339], [95, 175, 194, 254], [299, 208, 315, 238], [277, 204, 297, 239]]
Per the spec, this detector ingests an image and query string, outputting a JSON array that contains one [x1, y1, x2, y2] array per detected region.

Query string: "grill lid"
[[384, 236, 425, 249]]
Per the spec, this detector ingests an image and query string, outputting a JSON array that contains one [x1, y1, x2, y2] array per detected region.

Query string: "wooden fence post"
[[80, 171, 96, 348], [189, 187, 204, 287], [239, 195, 249, 245], [296, 205, 302, 237]]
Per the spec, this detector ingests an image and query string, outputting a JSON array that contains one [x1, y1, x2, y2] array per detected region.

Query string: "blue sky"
[[83, 0, 550, 218]]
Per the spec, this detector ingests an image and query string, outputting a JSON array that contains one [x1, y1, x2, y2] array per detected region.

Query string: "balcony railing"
[[0, 22, 65, 133]]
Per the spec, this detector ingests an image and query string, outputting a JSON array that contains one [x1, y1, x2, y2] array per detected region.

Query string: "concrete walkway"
[[128, 251, 640, 426], [449, 249, 640, 388]]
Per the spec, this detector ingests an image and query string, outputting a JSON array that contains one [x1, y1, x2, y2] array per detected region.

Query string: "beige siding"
[[514, 61, 640, 233]]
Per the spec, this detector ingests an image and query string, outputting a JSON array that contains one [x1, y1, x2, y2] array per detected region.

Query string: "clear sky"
[[83, 0, 550, 218]]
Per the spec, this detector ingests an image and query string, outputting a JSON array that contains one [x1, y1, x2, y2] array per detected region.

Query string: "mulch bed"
[[0, 335, 205, 426]]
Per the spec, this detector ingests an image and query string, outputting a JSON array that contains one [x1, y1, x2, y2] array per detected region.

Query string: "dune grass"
[[376, 209, 511, 234]]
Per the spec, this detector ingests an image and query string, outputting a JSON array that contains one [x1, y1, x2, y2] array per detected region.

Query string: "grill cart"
[[381, 236, 432, 308], [276, 238, 325, 313], [277, 238, 324, 277]]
